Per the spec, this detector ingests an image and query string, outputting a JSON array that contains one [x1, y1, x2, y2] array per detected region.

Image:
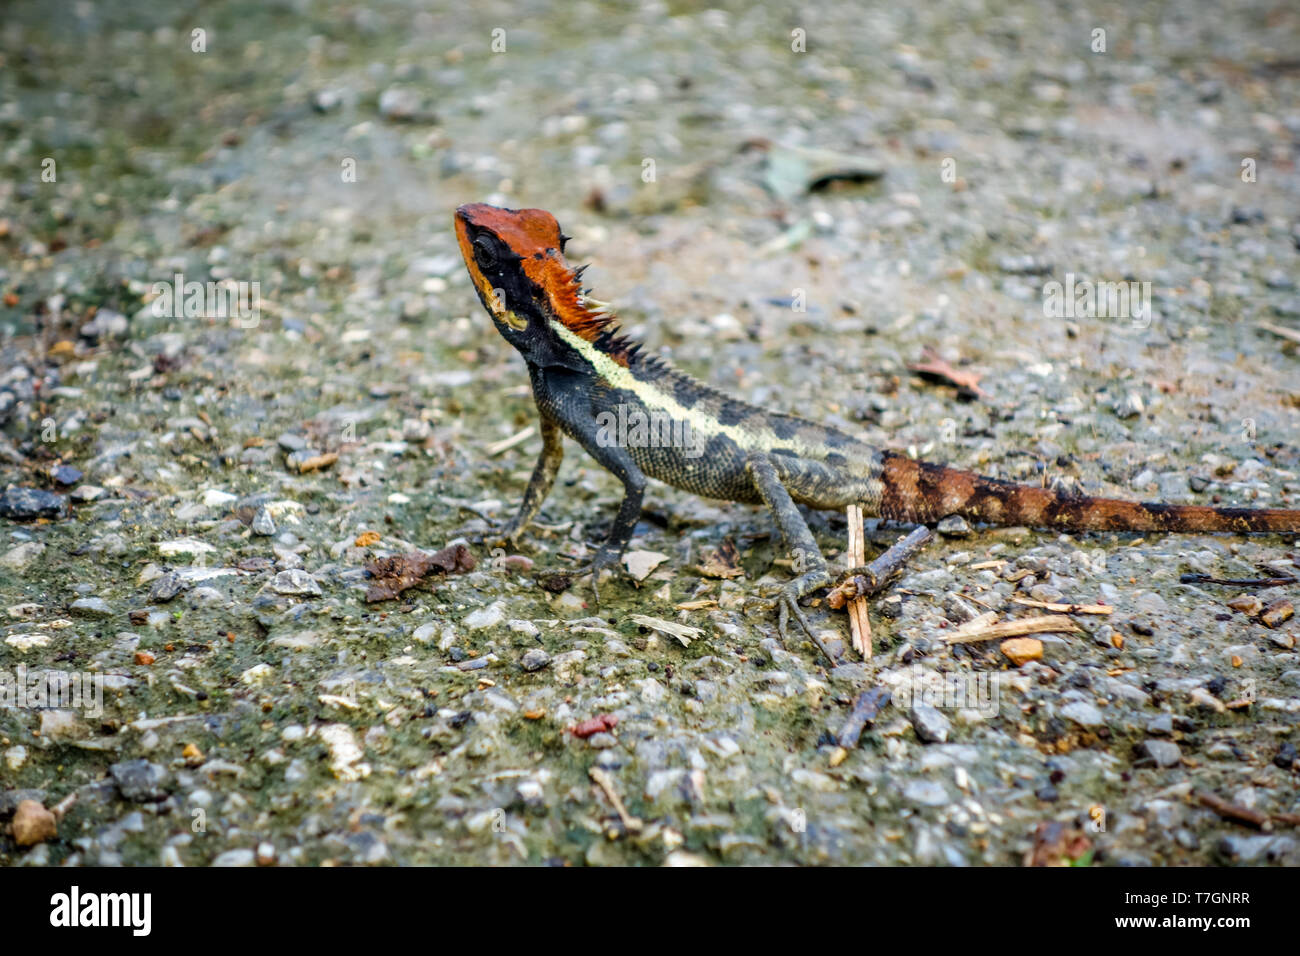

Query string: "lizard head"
[[454, 202, 635, 370]]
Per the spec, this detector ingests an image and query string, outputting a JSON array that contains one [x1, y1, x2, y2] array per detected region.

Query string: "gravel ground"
[[1, 0, 1298, 866]]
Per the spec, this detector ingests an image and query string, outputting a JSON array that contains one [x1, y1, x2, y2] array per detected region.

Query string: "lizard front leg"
[[546, 407, 647, 605], [494, 415, 564, 547], [745, 454, 838, 662]]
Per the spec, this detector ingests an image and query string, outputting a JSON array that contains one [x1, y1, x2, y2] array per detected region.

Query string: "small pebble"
[[1143, 739, 1182, 768], [0, 487, 66, 520], [520, 648, 551, 672], [69, 597, 111, 617], [251, 506, 276, 536], [12, 800, 57, 847], [936, 515, 971, 538], [271, 569, 322, 597], [910, 703, 951, 743]]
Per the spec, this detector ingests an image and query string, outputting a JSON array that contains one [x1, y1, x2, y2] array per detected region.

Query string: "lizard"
[[453, 202, 1300, 650]]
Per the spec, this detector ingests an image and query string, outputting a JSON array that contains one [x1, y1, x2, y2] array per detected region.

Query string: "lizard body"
[[454, 202, 1299, 645]]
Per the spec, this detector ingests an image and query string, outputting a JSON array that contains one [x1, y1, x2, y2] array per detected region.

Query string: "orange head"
[[453, 203, 635, 367]]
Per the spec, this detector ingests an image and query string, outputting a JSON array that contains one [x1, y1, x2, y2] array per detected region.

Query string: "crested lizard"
[[454, 202, 1299, 648]]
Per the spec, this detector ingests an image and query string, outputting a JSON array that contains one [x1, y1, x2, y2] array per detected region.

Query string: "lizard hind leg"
[[744, 455, 838, 662], [493, 416, 565, 547]]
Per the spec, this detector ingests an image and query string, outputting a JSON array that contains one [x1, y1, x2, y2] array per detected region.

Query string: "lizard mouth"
[[453, 206, 519, 327]]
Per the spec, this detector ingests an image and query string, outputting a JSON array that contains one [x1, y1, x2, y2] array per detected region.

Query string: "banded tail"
[[877, 452, 1300, 534]]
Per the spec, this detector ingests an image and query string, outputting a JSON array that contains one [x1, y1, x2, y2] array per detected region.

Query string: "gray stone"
[[80, 308, 128, 341], [0, 488, 65, 521], [1156, 472, 1190, 499], [109, 760, 170, 802], [0, 541, 45, 571], [1218, 835, 1297, 864], [211, 848, 257, 867], [902, 780, 950, 806], [1146, 713, 1174, 736], [188, 586, 224, 605], [910, 703, 952, 743], [520, 648, 551, 672], [271, 569, 322, 597], [51, 465, 83, 485], [378, 85, 424, 121], [1143, 739, 1182, 768], [936, 515, 971, 538], [1114, 392, 1144, 419], [464, 602, 504, 630], [312, 89, 343, 113], [251, 506, 276, 536], [996, 254, 1051, 275], [70, 597, 111, 617], [1059, 700, 1105, 727], [149, 572, 186, 603]]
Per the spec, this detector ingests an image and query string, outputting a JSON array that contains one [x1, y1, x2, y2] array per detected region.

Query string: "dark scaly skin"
[[454, 203, 1300, 651]]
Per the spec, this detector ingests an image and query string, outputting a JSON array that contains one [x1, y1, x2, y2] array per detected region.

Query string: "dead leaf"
[[907, 347, 986, 399], [1025, 821, 1092, 867], [623, 550, 669, 582], [628, 613, 702, 647], [364, 544, 476, 602], [695, 539, 744, 579]]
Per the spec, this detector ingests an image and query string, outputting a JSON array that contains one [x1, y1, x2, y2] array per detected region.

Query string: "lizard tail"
[[877, 451, 1300, 534]]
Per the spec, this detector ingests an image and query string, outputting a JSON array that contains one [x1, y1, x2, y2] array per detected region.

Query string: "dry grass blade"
[[590, 766, 643, 833], [1256, 321, 1300, 344], [486, 426, 535, 456], [628, 613, 702, 647]]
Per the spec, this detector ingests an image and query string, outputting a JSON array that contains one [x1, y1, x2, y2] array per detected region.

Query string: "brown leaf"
[[695, 538, 744, 579], [364, 544, 476, 602], [1024, 821, 1092, 867], [907, 347, 987, 399]]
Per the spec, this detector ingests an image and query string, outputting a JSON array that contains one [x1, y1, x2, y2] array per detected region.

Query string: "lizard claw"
[[536, 547, 621, 608], [746, 578, 839, 663], [484, 518, 525, 551], [586, 547, 621, 608]]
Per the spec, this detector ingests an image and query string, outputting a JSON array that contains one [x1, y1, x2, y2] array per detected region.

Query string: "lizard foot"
[[829, 563, 881, 600], [536, 547, 620, 608], [484, 519, 526, 551], [747, 573, 838, 663]]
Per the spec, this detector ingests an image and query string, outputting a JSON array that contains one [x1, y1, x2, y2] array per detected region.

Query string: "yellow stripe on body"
[[549, 318, 826, 459]]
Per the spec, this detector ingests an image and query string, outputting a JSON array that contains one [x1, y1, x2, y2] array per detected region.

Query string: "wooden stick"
[[845, 504, 872, 658], [1180, 573, 1297, 588], [1195, 790, 1271, 830], [857, 525, 933, 594], [486, 426, 535, 457], [944, 614, 1081, 644], [1010, 597, 1114, 615], [835, 686, 891, 749], [589, 766, 643, 833]]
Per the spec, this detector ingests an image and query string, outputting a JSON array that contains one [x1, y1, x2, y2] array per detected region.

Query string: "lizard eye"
[[472, 235, 499, 272]]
